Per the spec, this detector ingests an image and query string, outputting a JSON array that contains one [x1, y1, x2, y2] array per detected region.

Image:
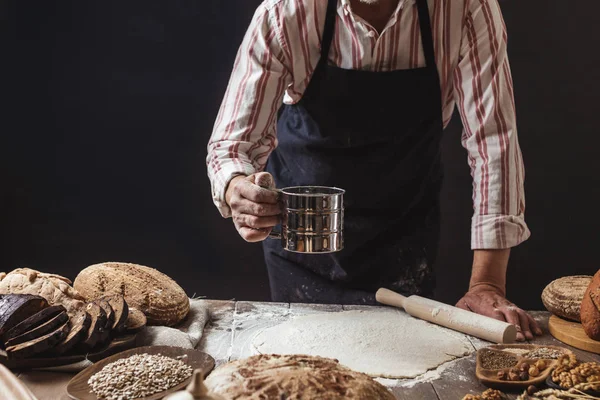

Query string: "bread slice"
[[94, 299, 114, 344], [51, 310, 91, 355], [2, 305, 66, 343], [6, 321, 69, 359], [0, 295, 49, 337], [101, 295, 128, 333], [79, 303, 107, 351], [125, 307, 146, 332], [5, 311, 68, 347]]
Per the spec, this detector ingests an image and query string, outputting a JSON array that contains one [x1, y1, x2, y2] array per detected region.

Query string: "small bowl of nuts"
[[475, 344, 574, 390], [544, 354, 600, 396]]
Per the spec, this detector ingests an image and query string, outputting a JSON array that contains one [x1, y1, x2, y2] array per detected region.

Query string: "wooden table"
[[15, 300, 600, 400]]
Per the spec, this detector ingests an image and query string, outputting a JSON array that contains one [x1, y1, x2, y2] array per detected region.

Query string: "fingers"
[[254, 172, 275, 189], [235, 198, 281, 217], [234, 213, 280, 230], [528, 313, 543, 336], [237, 226, 271, 242], [501, 307, 525, 341], [516, 309, 534, 340], [237, 179, 279, 204]]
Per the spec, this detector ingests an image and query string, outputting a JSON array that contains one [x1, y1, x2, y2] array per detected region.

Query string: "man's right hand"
[[225, 172, 281, 242]]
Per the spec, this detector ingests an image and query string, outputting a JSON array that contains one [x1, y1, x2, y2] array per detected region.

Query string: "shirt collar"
[[338, 0, 415, 17]]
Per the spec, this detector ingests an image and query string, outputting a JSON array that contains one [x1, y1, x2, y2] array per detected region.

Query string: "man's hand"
[[225, 172, 281, 242], [457, 249, 543, 341], [456, 285, 543, 341]]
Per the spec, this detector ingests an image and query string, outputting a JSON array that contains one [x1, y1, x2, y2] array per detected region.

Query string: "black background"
[[2, 1, 599, 309]]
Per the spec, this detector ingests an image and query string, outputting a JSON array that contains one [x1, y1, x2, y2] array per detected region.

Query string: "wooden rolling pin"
[[376, 288, 517, 344]]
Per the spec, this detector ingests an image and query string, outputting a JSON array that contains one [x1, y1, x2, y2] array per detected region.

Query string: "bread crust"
[[581, 270, 600, 340]]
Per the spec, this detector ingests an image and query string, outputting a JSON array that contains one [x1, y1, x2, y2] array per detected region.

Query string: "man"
[[207, 0, 542, 341]]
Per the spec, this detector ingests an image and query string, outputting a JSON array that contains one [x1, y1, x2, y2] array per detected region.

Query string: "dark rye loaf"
[[581, 270, 600, 340]]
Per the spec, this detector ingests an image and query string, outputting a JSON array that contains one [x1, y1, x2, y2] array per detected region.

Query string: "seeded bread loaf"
[[73, 262, 189, 326], [541, 276, 592, 322], [581, 270, 600, 340], [205, 354, 396, 400]]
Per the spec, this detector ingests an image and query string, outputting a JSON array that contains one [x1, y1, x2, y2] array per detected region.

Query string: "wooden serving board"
[[548, 314, 600, 354], [475, 344, 573, 391], [67, 346, 215, 400], [0, 334, 137, 370]]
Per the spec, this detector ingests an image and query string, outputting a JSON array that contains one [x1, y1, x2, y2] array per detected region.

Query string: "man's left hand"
[[456, 285, 543, 341]]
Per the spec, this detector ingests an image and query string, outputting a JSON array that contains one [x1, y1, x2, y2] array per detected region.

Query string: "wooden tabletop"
[[15, 300, 600, 400]]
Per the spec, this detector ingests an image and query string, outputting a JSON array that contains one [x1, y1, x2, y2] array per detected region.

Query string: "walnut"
[[481, 389, 503, 400], [461, 395, 481, 400]]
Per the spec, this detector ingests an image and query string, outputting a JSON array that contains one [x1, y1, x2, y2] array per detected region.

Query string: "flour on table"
[[251, 309, 473, 379]]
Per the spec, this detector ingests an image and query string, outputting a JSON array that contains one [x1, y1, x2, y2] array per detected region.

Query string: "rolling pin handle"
[[375, 288, 407, 309]]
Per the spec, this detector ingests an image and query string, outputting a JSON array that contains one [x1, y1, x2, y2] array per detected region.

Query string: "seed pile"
[[88, 353, 193, 399], [480, 350, 518, 370], [526, 347, 564, 360], [502, 348, 531, 356]]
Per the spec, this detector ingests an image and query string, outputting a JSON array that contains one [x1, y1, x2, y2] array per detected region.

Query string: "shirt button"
[[367, 31, 375, 38]]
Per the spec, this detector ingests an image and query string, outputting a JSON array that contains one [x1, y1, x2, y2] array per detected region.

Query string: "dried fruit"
[[528, 366, 540, 377], [519, 362, 530, 371], [496, 370, 508, 380], [509, 370, 521, 381], [519, 371, 529, 381]]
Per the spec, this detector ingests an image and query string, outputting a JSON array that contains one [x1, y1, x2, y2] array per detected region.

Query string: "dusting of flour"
[[251, 309, 473, 379]]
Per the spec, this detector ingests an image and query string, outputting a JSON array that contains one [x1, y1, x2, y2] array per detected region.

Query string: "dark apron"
[[263, 0, 444, 305]]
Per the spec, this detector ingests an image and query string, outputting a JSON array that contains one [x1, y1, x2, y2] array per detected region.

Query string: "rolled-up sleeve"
[[207, 4, 291, 217], [453, 0, 531, 249]]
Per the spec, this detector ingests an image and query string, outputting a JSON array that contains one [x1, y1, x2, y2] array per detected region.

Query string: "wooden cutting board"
[[548, 314, 600, 354]]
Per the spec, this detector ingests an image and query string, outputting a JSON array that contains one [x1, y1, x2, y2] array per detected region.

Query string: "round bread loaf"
[[541, 275, 592, 322], [204, 354, 395, 400], [73, 262, 189, 326], [581, 270, 600, 340]]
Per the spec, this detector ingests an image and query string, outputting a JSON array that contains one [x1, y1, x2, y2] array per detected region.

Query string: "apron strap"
[[416, 0, 436, 68], [320, 0, 338, 62]]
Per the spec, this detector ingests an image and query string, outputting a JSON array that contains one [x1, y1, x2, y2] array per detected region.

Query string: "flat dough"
[[252, 309, 473, 378]]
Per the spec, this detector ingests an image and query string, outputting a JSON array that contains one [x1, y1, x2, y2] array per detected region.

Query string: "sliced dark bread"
[[2, 305, 66, 343], [94, 298, 114, 344], [101, 294, 129, 333], [0, 294, 49, 338], [5, 310, 68, 347], [78, 302, 107, 351], [125, 307, 146, 333], [50, 310, 91, 355], [6, 321, 69, 359]]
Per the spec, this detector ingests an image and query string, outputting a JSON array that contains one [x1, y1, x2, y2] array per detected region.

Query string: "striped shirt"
[[207, 0, 531, 249]]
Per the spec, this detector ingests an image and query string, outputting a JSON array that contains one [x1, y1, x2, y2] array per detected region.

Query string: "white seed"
[[87, 353, 193, 400]]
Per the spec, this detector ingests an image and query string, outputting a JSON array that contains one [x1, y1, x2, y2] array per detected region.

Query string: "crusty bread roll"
[[73, 262, 189, 326], [541, 275, 592, 322], [0, 269, 85, 316], [205, 354, 396, 400], [581, 270, 600, 340]]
